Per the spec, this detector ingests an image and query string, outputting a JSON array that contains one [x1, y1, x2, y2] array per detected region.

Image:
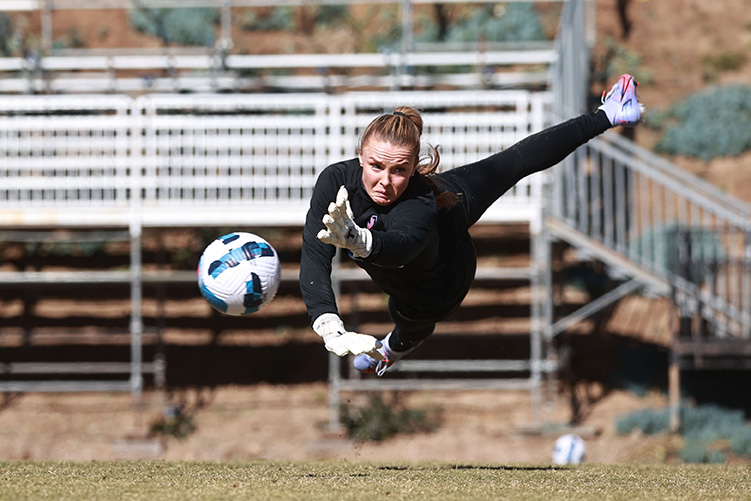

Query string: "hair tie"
[[393, 111, 406, 118]]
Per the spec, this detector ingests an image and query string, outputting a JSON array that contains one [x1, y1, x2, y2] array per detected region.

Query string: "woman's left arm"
[[360, 197, 436, 268]]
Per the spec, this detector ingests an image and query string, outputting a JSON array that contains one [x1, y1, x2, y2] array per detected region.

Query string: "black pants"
[[387, 110, 612, 353]]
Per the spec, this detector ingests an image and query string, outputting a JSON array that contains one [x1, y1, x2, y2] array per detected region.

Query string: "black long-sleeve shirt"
[[300, 158, 474, 324]]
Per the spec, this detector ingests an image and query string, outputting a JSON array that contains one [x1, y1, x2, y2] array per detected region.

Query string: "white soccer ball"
[[552, 433, 586, 465], [197, 232, 281, 316]]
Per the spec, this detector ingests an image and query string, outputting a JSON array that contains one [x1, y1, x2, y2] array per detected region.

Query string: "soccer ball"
[[197, 232, 281, 316], [552, 433, 586, 465]]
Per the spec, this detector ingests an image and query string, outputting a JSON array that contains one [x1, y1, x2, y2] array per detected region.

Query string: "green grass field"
[[2, 461, 751, 500]]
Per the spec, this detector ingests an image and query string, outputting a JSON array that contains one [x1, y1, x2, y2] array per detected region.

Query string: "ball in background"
[[197, 232, 281, 316], [552, 433, 586, 465]]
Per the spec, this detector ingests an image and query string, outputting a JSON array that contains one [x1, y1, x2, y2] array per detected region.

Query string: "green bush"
[[0, 13, 34, 57], [418, 3, 544, 44], [680, 404, 745, 440], [315, 5, 348, 28], [240, 7, 296, 32], [615, 407, 671, 435], [729, 426, 751, 457], [679, 439, 727, 464], [652, 85, 751, 160], [130, 7, 220, 46], [0, 13, 14, 56], [150, 404, 196, 440], [616, 403, 751, 463], [53, 28, 86, 51], [635, 223, 724, 285], [340, 393, 441, 442]]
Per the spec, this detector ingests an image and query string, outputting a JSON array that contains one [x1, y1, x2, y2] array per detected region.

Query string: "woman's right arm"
[[299, 166, 340, 324], [299, 164, 383, 358]]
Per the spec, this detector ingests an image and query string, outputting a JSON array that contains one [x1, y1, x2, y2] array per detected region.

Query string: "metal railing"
[[0, 49, 555, 95], [1, 0, 562, 94], [546, 131, 751, 340]]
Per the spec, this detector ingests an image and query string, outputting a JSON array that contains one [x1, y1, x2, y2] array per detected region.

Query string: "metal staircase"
[[548, 0, 751, 428]]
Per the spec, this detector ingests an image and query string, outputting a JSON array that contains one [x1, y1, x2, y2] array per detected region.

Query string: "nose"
[[378, 171, 391, 187]]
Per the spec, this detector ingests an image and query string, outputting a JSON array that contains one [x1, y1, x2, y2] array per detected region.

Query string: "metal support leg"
[[530, 218, 544, 425], [129, 220, 143, 403], [669, 350, 680, 432], [328, 352, 342, 432], [328, 250, 344, 432]]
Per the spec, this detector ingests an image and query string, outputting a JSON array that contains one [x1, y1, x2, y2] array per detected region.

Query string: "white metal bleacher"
[[0, 89, 551, 402], [0, 90, 547, 228]]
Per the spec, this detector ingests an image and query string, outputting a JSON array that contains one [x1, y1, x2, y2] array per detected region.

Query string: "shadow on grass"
[[378, 465, 564, 471]]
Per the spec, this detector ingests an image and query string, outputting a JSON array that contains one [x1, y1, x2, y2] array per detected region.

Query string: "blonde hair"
[[359, 106, 457, 208]]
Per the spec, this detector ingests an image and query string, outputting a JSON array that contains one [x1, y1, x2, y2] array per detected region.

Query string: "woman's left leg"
[[436, 110, 612, 227]]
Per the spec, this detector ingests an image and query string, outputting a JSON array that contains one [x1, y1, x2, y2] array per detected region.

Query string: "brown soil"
[[1, 383, 679, 464], [2, 2, 751, 464]]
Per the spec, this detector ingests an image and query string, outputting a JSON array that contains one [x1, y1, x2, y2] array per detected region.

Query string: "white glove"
[[316, 186, 373, 258], [312, 313, 383, 359], [325, 332, 383, 358]]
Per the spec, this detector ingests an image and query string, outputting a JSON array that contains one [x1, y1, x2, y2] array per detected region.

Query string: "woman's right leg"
[[352, 300, 438, 375]]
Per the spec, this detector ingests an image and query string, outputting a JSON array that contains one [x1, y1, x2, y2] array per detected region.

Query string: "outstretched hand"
[[317, 186, 372, 258], [324, 332, 384, 359], [312, 313, 383, 359]]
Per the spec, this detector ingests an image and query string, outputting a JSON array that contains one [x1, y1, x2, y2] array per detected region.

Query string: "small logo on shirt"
[[367, 214, 378, 229]]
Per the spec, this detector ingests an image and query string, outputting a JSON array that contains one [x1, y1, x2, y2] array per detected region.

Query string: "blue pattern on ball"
[[199, 281, 228, 313], [242, 272, 263, 314], [220, 233, 240, 244], [209, 241, 275, 279]]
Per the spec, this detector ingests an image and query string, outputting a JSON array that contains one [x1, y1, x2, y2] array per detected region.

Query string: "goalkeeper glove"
[[312, 313, 383, 359], [317, 185, 373, 258]]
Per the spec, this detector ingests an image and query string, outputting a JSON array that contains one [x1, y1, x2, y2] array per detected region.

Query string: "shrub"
[[340, 393, 441, 442], [616, 403, 751, 464], [653, 85, 751, 160], [315, 5, 348, 28], [150, 404, 196, 440], [729, 426, 751, 457], [679, 439, 727, 464], [53, 28, 86, 51], [130, 7, 220, 47], [680, 404, 745, 440], [615, 407, 670, 435], [635, 223, 724, 285], [0, 13, 14, 56], [0, 13, 35, 58], [418, 3, 544, 44], [240, 7, 296, 32]]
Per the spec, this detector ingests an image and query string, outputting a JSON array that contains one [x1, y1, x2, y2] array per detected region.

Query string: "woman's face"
[[359, 139, 417, 206]]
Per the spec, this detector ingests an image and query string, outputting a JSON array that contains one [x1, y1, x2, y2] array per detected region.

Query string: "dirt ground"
[[0, 383, 680, 464], [2, 1, 751, 465]]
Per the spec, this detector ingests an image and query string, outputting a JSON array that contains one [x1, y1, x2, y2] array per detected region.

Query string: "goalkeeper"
[[300, 74, 643, 376]]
